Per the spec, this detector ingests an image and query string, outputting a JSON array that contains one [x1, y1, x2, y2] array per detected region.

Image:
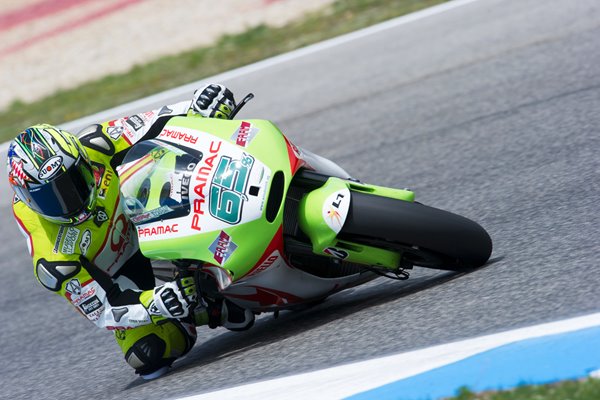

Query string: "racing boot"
[[193, 299, 255, 331], [115, 319, 197, 380]]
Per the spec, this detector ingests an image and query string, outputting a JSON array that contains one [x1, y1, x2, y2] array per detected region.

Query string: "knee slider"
[[125, 334, 173, 375]]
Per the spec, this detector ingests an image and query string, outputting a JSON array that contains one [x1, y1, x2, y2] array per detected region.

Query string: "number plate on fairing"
[[137, 126, 271, 240], [119, 116, 293, 278]]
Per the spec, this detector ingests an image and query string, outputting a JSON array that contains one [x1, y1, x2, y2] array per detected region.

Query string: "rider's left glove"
[[141, 277, 197, 322], [191, 84, 236, 119]]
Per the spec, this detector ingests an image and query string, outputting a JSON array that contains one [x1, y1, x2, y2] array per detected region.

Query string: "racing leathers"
[[12, 85, 246, 377]]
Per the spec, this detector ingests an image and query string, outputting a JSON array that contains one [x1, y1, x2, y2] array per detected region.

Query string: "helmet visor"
[[26, 156, 95, 220]]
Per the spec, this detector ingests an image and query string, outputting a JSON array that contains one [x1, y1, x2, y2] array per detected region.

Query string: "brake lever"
[[229, 93, 254, 119]]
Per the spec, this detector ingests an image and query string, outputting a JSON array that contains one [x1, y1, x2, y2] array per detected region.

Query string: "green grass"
[[448, 378, 600, 400], [0, 0, 448, 141]]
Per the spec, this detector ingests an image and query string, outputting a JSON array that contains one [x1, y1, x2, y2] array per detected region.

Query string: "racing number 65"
[[210, 154, 254, 224]]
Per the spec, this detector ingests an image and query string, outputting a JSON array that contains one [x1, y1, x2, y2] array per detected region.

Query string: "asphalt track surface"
[[1, 0, 599, 398]]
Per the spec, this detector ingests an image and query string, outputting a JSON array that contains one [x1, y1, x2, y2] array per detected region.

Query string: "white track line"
[[2, 0, 486, 157], [176, 312, 600, 400], [59, 0, 486, 131]]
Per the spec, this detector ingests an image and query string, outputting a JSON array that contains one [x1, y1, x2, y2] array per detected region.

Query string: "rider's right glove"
[[190, 83, 236, 119], [140, 277, 197, 323]]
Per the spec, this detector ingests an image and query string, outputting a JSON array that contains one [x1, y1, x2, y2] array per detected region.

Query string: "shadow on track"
[[183, 258, 501, 368], [122, 257, 502, 389]]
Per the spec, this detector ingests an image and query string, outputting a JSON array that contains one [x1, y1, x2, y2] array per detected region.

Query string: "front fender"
[[298, 177, 351, 250], [297, 177, 414, 268]]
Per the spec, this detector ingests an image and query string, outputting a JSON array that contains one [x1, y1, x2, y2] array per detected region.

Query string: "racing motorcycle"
[[118, 95, 492, 312]]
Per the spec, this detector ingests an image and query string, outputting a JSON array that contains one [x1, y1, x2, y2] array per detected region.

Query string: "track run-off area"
[[1, 0, 599, 398]]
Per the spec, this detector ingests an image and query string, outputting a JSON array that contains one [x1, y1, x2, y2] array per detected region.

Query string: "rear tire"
[[340, 192, 492, 271]]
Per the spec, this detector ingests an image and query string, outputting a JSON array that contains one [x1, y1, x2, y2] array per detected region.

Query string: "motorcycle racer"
[[7, 84, 254, 380]]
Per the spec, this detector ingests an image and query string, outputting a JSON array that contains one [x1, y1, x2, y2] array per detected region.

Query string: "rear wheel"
[[340, 192, 492, 271]]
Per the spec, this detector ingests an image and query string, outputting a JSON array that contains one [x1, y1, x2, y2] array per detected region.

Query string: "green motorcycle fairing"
[[116, 112, 492, 311], [118, 115, 416, 290], [119, 116, 298, 281]]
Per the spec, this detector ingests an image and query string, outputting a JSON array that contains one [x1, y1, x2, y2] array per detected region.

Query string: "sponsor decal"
[[98, 168, 113, 199], [290, 142, 302, 158], [324, 247, 349, 260], [38, 155, 63, 180], [79, 229, 92, 255], [65, 279, 82, 296], [13, 194, 21, 204], [322, 188, 351, 234], [86, 308, 104, 322], [108, 118, 135, 144], [247, 252, 280, 278], [209, 153, 254, 224], [147, 300, 162, 316], [113, 329, 127, 339], [79, 295, 102, 314], [209, 230, 238, 265], [178, 161, 196, 204], [61, 227, 80, 255], [138, 223, 179, 237], [143, 111, 155, 120], [107, 126, 124, 140], [159, 128, 198, 144], [102, 169, 113, 187], [231, 121, 259, 147], [92, 163, 105, 185], [71, 212, 90, 225], [150, 147, 167, 161], [127, 318, 150, 324], [8, 158, 31, 187], [53, 226, 66, 254], [125, 115, 144, 131], [66, 282, 103, 319], [326, 206, 341, 226], [107, 326, 135, 332], [191, 141, 221, 231], [94, 207, 109, 227], [68, 282, 97, 306], [130, 205, 172, 224]]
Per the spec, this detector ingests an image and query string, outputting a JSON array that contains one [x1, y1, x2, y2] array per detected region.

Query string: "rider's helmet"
[[7, 124, 97, 225]]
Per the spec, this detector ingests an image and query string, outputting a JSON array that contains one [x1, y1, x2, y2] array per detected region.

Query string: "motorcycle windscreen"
[[118, 139, 202, 226]]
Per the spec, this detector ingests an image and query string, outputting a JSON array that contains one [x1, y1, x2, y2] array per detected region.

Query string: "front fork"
[[297, 175, 415, 270]]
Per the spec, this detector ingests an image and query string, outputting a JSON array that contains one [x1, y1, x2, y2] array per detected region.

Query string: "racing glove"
[[191, 83, 236, 119], [140, 277, 197, 322]]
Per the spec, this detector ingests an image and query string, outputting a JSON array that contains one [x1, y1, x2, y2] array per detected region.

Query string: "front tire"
[[340, 192, 492, 271]]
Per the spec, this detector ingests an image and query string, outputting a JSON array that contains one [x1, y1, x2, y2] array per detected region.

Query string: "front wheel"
[[340, 192, 492, 271]]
